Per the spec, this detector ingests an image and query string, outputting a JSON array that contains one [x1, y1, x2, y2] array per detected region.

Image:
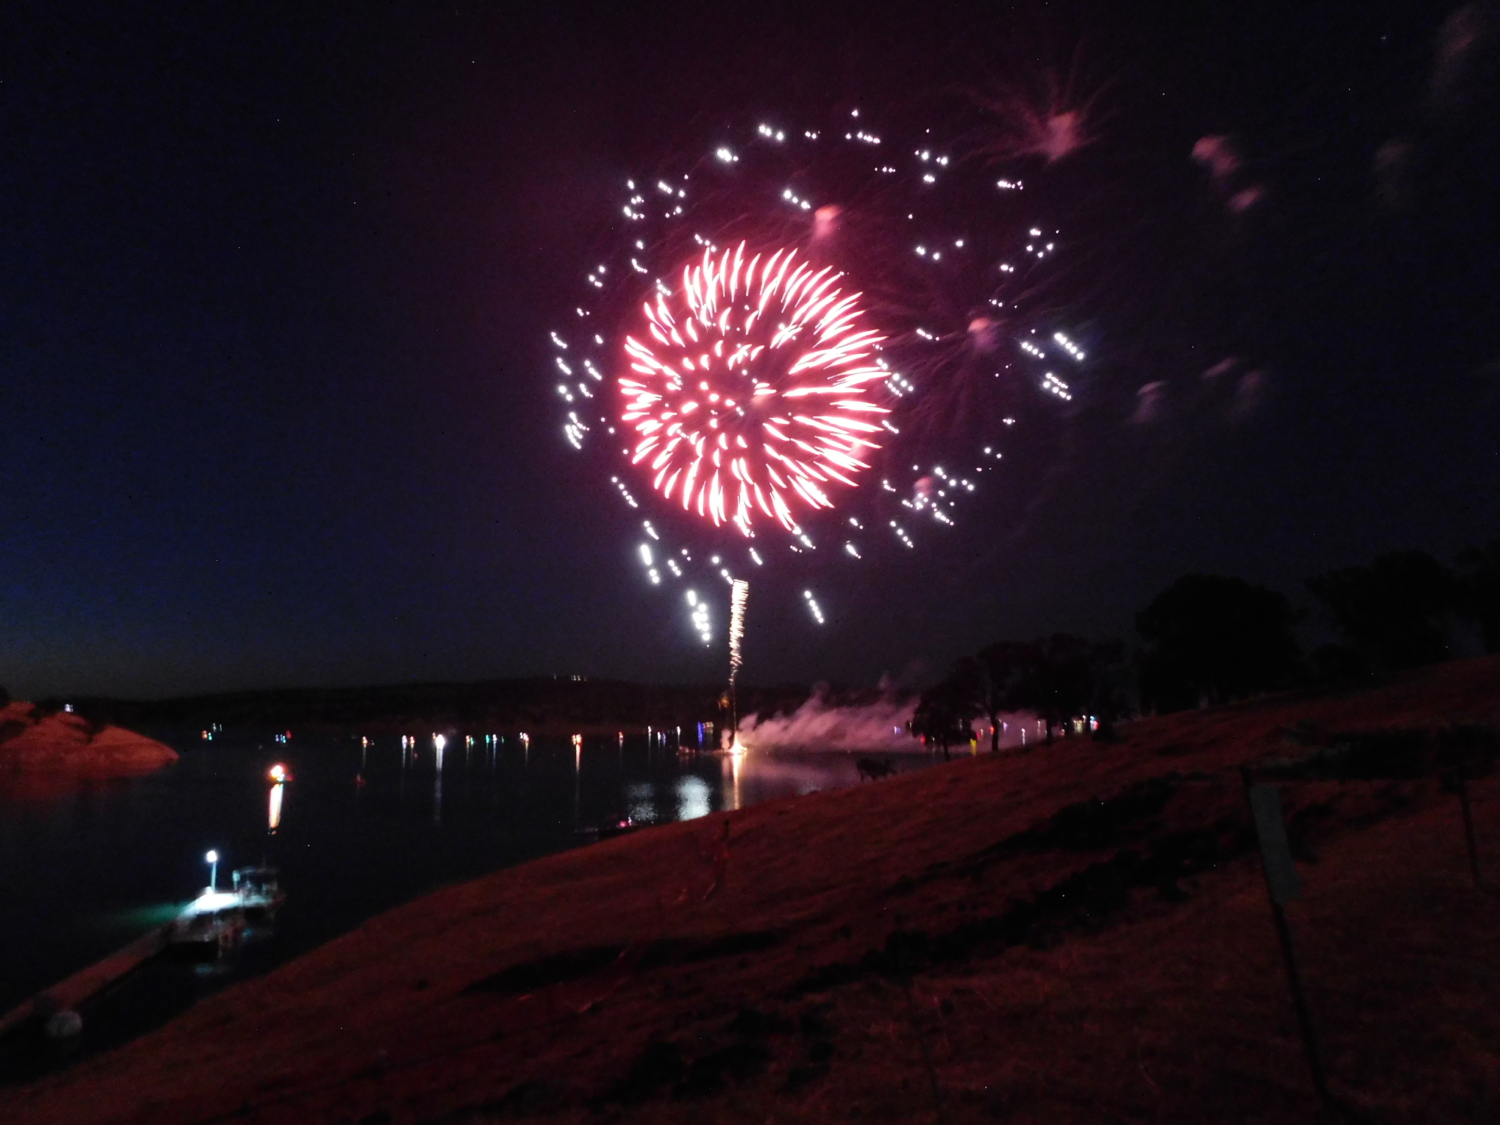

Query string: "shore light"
[[205, 849, 219, 891]]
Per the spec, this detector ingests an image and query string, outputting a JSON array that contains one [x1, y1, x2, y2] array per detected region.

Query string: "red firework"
[[619, 242, 890, 538]]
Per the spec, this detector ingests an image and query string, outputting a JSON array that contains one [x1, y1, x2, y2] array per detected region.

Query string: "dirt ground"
[[6, 658, 1500, 1124]]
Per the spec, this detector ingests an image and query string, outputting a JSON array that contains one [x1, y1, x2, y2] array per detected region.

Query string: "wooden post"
[[1241, 770, 1333, 1111]]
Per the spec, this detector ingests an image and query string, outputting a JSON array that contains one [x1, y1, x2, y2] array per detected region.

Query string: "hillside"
[[6, 658, 1500, 1123]]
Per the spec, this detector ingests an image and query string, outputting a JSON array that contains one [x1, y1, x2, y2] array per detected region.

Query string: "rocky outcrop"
[[0, 702, 178, 781]]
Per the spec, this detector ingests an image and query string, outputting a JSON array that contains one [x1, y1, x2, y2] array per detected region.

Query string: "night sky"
[[4, 1, 1498, 699]]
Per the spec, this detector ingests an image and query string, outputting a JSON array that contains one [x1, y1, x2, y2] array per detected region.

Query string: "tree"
[[910, 669, 978, 759], [1307, 551, 1458, 672], [1137, 574, 1301, 714], [973, 641, 1043, 752], [968, 635, 1123, 746], [1308, 642, 1366, 685], [1456, 539, 1500, 653], [1080, 638, 1129, 736], [1029, 634, 1098, 743]]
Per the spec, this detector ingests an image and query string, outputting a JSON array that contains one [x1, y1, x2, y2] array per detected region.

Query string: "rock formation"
[[0, 702, 178, 786]]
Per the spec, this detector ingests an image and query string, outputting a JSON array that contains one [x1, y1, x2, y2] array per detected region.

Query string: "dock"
[[0, 925, 170, 1038]]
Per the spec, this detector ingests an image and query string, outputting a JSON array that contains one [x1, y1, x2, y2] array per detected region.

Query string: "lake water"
[[0, 728, 929, 1078]]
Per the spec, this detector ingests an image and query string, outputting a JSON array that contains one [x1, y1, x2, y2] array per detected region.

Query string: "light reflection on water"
[[676, 774, 712, 821], [624, 782, 657, 824], [0, 732, 935, 1033], [90, 902, 189, 935]]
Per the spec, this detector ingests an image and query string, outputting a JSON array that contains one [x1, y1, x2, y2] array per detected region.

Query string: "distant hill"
[[51, 678, 886, 736]]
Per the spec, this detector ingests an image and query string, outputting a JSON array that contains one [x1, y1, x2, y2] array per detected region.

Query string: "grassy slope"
[[6, 658, 1500, 1124]]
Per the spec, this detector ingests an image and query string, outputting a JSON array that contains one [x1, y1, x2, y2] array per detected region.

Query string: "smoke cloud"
[[738, 694, 921, 752], [738, 692, 1047, 753]]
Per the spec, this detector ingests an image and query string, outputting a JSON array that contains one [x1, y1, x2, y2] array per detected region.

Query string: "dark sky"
[[4, 1, 1498, 699]]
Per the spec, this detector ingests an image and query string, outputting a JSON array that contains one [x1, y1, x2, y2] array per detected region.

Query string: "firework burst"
[[552, 100, 1093, 641], [622, 242, 889, 538]]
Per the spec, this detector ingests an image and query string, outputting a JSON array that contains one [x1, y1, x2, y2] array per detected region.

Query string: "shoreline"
[[5, 658, 1500, 1123]]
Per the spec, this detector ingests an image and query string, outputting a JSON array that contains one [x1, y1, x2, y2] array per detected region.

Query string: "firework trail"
[[728, 578, 749, 685], [552, 100, 1093, 645], [727, 576, 750, 748]]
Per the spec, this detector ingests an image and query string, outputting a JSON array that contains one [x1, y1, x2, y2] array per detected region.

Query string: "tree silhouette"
[[973, 641, 1043, 752], [1456, 539, 1500, 654], [910, 670, 978, 758], [1307, 551, 1458, 671], [964, 635, 1122, 746], [1137, 574, 1301, 713], [1029, 634, 1098, 742], [1308, 642, 1366, 685], [1080, 638, 1129, 736]]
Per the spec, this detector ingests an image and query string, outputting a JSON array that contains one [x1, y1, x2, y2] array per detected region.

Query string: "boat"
[[167, 893, 246, 962], [577, 815, 642, 841], [167, 866, 285, 960], [231, 866, 286, 921]]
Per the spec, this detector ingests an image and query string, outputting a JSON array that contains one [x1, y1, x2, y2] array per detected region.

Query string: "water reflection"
[[0, 729, 938, 1068], [572, 736, 582, 824], [624, 782, 657, 824], [676, 775, 712, 821], [267, 764, 289, 833], [723, 751, 743, 812]]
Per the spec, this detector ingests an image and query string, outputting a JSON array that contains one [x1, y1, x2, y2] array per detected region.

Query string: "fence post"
[[1241, 768, 1333, 1111]]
